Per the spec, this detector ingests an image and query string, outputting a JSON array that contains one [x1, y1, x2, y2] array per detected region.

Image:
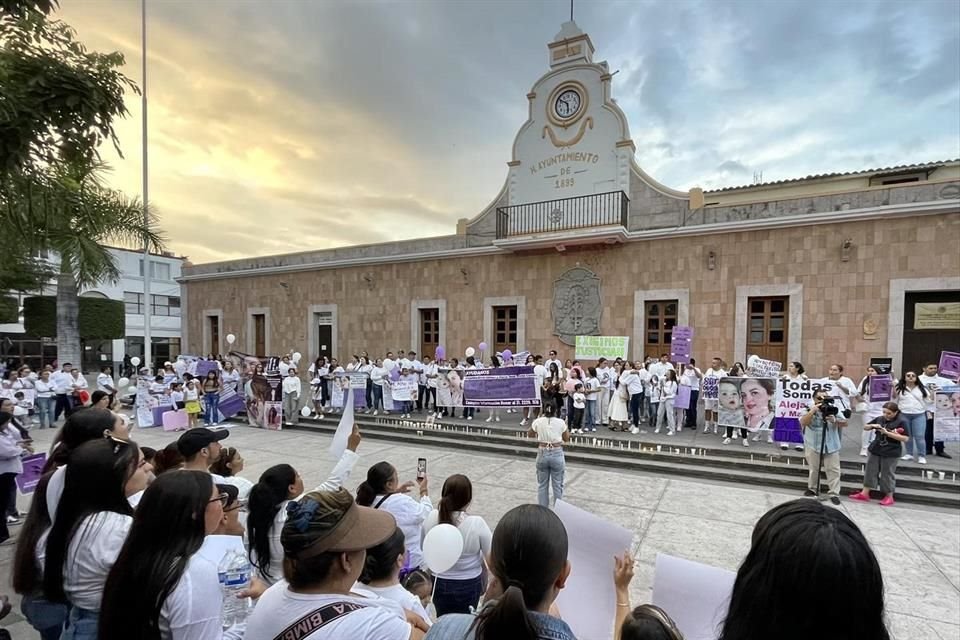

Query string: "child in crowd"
[[585, 367, 600, 432], [646, 374, 661, 426], [396, 367, 418, 419], [12, 391, 31, 428], [168, 382, 185, 410], [183, 379, 202, 428], [571, 383, 586, 434]]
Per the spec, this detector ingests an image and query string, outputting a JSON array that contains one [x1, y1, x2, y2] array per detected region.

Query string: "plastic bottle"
[[218, 548, 252, 628]]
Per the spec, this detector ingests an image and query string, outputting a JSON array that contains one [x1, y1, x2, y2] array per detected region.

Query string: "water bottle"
[[218, 548, 252, 628]]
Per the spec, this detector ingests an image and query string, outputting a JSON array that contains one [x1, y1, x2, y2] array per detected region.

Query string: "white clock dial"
[[554, 89, 581, 119]]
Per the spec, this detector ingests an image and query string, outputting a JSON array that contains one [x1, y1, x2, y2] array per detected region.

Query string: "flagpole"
[[141, 0, 152, 373]]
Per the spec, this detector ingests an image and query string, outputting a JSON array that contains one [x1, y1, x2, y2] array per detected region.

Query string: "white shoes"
[[372, 410, 378, 416], [703, 425, 711, 434], [751, 433, 761, 442], [486, 416, 493, 423], [467, 416, 473, 420], [766, 435, 774, 444], [520, 419, 528, 427], [495, 416, 501, 422], [742, 438, 750, 447], [918, 456, 928, 465], [654, 428, 661, 434], [859, 448, 868, 457], [630, 427, 639, 434], [666, 429, 674, 436], [723, 437, 732, 445], [901, 454, 913, 461]]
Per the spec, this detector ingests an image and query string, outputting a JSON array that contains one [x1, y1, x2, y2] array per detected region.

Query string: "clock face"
[[554, 89, 582, 119]]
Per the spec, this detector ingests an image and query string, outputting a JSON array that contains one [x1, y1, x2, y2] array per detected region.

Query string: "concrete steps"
[[279, 415, 960, 509]]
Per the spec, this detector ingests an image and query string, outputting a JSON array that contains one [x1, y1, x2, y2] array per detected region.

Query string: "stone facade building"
[[180, 22, 960, 376]]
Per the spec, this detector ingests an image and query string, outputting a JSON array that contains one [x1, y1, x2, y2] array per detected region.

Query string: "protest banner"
[[717, 377, 776, 432], [749, 357, 782, 378], [390, 378, 418, 403], [16, 453, 47, 495], [652, 554, 735, 640], [934, 385, 960, 442], [702, 376, 719, 400], [0, 388, 35, 410], [195, 359, 219, 380], [939, 351, 960, 381], [135, 377, 158, 427], [868, 357, 893, 376], [670, 326, 693, 365], [263, 401, 283, 430], [869, 375, 893, 402], [774, 378, 813, 444], [217, 381, 246, 419], [675, 384, 691, 410], [462, 366, 540, 407], [554, 500, 633, 640], [574, 336, 629, 361]]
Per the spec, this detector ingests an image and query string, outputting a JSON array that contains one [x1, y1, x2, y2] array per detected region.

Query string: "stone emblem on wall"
[[552, 267, 602, 345]]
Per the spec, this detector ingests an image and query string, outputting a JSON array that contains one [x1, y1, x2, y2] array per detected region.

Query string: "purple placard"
[[462, 366, 540, 407], [670, 326, 693, 364], [869, 375, 893, 402], [196, 360, 219, 380], [675, 385, 691, 410], [218, 382, 245, 419], [939, 351, 960, 382], [16, 453, 47, 494]]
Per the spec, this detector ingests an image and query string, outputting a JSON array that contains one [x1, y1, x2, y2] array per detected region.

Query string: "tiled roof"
[[705, 159, 959, 193]]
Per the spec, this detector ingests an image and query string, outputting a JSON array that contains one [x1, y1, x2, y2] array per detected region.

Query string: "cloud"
[[53, 0, 959, 262]]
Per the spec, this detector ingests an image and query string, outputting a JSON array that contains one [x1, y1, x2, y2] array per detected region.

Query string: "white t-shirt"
[[51, 370, 72, 395], [360, 583, 431, 628], [572, 392, 586, 409], [278, 362, 291, 377], [919, 374, 954, 394], [422, 511, 492, 581], [585, 377, 600, 401], [533, 364, 548, 389], [649, 361, 675, 379], [96, 373, 115, 393], [220, 475, 254, 502], [682, 367, 702, 392], [423, 363, 439, 388], [597, 367, 614, 390], [620, 370, 644, 395], [64, 511, 133, 610], [244, 584, 411, 640], [35, 379, 55, 398], [661, 380, 678, 400], [373, 493, 433, 570], [158, 550, 225, 639], [69, 374, 88, 391], [532, 416, 566, 444]]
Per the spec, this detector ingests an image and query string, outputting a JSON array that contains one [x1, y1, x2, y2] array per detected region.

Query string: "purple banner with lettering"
[[16, 453, 47, 494], [463, 366, 540, 407], [670, 326, 693, 364], [869, 375, 893, 402], [675, 385, 691, 410], [939, 351, 960, 382]]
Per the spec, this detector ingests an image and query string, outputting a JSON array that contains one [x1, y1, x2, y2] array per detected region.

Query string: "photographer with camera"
[[799, 389, 845, 504], [849, 402, 909, 507]]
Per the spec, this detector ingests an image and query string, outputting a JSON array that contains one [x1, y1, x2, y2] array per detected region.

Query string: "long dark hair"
[[719, 499, 888, 640], [12, 471, 54, 595], [439, 474, 472, 525], [248, 463, 296, 581], [209, 446, 239, 477], [359, 527, 405, 584], [45, 407, 118, 472], [895, 372, 928, 397], [99, 471, 213, 640], [356, 461, 395, 507], [43, 438, 138, 603], [471, 505, 569, 640]]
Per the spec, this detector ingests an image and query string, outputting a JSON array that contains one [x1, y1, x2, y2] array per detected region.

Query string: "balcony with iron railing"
[[495, 191, 630, 245]]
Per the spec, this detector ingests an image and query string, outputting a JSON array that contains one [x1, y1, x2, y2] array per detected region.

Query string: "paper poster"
[[675, 385, 691, 410], [135, 377, 158, 427], [390, 379, 418, 402], [16, 453, 47, 494], [651, 553, 735, 640], [939, 351, 960, 381], [773, 378, 812, 444], [934, 385, 960, 442], [702, 376, 719, 400], [749, 357, 782, 378], [670, 326, 693, 365], [575, 336, 629, 361], [868, 375, 893, 402], [554, 500, 633, 640], [717, 377, 777, 432], [263, 401, 283, 430], [869, 357, 893, 376]]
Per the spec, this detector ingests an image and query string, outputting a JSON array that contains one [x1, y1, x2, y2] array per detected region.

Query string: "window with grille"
[[493, 305, 518, 353], [644, 300, 678, 358], [420, 308, 440, 357], [124, 292, 144, 314]]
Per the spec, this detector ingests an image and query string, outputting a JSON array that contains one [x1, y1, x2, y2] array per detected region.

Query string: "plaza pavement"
[[2, 422, 958, 639]]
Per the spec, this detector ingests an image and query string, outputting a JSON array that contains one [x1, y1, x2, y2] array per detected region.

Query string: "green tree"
[[0, 0, 137, 175], [4, 161, 165, 367]]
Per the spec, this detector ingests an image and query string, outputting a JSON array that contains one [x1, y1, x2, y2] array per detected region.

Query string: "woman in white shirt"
[[356, 461, 432, 571], [895, 371, 932, 464], [656, 370, 679, 435], [281, 367, 302, 426], [209, 447, 254, 501], [422, 474, 492, 617], [42, 437, 149, 640], [34, 370, 56, 429], [527, 403, 569, 507], [0, 412, 29, 545], [855, 365, 885, 457], [358, 527, 432, 627], [247, 430, 362, 586], [99, 470, 241, 640]]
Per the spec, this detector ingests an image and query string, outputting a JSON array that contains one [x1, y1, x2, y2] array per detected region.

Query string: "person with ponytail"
[[358, 527, 433, 627], [423, 474, 492, 616], [248, 424, 362, 585], [99, 471, 245, 639], [356, 459, 432, 572], [425, 504, 574, 640]]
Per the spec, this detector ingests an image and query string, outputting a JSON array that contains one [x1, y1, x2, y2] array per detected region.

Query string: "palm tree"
[[3, 160, 165, 367]]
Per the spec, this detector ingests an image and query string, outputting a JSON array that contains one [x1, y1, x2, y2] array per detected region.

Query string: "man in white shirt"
[[282, 367, 302, 425], [920, 362, 954, 459], [96, 366, 116, 394], [545, 350, 562, 375], [682, 358, 703, 430], [421, 356, 437, 414], [649, 353, 675, 380], [703, 357, 726, 434], [406, 352, 425, 412], [620, 364, 646, 433], [597, 358, 614, 426], [51, 362, 73, 422]]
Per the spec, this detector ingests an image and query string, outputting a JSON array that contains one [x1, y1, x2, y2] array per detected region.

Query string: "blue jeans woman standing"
[[204, 392, 220, 426]]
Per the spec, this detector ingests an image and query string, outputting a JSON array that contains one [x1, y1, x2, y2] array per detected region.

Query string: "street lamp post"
[[141, 0, 152, 373]]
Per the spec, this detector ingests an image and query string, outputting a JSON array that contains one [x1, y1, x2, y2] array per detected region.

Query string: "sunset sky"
[[56, 0, 960, 264]]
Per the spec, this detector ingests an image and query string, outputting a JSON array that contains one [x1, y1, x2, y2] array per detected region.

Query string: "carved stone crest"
[[552, 267, 602, 345]]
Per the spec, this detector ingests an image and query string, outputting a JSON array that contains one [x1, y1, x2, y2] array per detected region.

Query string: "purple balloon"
[[478, 342, 488, 352], [390, 367, 401, 381], [501, 349, 512, 361], [435, 346, 446, 360]]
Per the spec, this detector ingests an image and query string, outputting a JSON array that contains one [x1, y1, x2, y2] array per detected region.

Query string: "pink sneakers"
[[879, 495, 895, 507], [848, 491, 870, 502]]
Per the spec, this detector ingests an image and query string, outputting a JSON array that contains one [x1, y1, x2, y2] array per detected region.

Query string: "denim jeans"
[[204, 392, 220, 425], [902, 412, 927, 457], [585, 400, 596, 428], [648, 401, 659, 425], [36, 396, 54, 428], [629, 392, 642, 427], [371, 384, 383, 411], [684, 390, 700, 428], [61, 607, 98, 640], [536, 448, 565, 507], [21, 594, 68, 640], [433, 574, 484, 617]]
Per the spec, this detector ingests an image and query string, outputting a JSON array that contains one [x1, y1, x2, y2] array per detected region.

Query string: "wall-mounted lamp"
[[841, 239, 853, 262], [707, 250, 717, 271]]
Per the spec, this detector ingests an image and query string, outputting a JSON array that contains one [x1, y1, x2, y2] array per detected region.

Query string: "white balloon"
[[130, 357, 141, 366], [300, 406, 311, 417], [117, 377, 130, 388], [422, 524, 464, 574], [226, 334, 236, 345], [163, 361, 172, 367], [465, 347, 475, 357], [383, 358, 394, 371], [747, 354, 760, 369], [292, 352, 302, 363], [126, 386, 137, 394]]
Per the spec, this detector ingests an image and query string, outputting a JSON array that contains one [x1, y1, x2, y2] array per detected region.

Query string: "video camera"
[[818, 396, 840, 418]]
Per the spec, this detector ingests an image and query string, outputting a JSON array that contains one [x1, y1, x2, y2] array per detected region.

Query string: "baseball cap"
[[177, 428, 229, 457], [282, 489, 396, 559]]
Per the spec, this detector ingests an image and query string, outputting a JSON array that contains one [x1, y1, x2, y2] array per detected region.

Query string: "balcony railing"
[[496, 190, 629, 239]]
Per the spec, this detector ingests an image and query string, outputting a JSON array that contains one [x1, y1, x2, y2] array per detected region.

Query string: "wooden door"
[[253, 314, 266, 356], [902, 290, 960, 372], [644, 300, 678, 361], [747, 296, 788, 365], [419, 308, 440, 359]]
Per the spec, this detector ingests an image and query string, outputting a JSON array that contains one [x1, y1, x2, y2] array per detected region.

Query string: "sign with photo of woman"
[[717, 377, 777, 432], [934, 385, 960, 442]]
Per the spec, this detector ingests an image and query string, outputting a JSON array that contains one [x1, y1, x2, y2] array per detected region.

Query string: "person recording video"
[[799, 389, 845, 504]]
